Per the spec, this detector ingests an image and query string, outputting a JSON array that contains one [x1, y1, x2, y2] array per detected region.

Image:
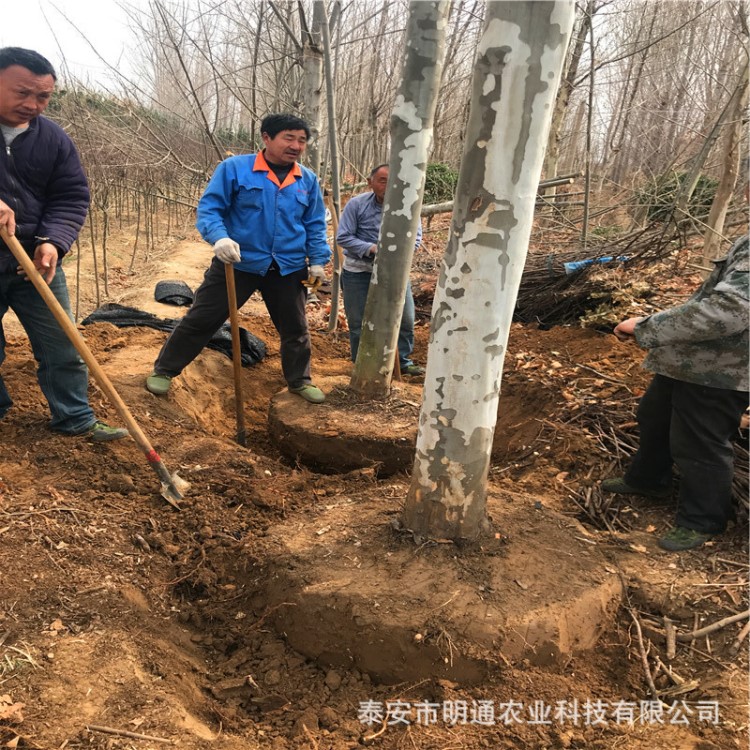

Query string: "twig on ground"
[[363, 715, 389, 744], [689, 614, 699, 655], [730, 620, 750, 656], [664, 617, 677, 660], [675, 610, 750, 642], [628, 608, 660, 702], [85, 725, 172, 743], [0, 506, 89, 519], [567, 360, 633, 392], [654, 655, 686, 685]]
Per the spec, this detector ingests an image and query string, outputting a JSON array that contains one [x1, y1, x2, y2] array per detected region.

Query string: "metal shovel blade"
[[158, 470, 191, 511]]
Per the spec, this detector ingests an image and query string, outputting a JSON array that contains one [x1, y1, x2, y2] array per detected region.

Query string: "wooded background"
[[46, 0, 748, 286]]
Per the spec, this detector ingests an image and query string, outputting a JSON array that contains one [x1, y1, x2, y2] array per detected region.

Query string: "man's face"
[[368, 167, 389, 202], [0, 65, 55, 128], [262, 129, 308, 165]]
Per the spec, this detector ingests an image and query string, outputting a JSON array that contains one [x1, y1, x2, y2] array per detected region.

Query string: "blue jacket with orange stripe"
[[196, 150, 331, 276]]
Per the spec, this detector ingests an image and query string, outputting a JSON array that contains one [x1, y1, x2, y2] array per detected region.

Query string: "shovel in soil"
[[0, 228, 189, 509]]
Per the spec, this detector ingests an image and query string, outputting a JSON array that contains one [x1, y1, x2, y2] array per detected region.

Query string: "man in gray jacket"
[[602, 233, 749, 551]]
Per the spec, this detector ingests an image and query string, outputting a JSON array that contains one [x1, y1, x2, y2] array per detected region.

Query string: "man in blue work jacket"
[[146, 113, 331, 404]]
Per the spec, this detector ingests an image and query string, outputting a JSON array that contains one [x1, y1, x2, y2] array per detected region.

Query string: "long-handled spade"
[[224, 262, 247, 446], [0, 228, 188, 510]]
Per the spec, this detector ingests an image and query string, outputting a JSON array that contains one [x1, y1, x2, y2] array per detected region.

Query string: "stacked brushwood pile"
[[412, 222, 679, 326], [514, 223, 683, 326]]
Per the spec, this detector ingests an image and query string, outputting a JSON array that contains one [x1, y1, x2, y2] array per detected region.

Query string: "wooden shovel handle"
[[224, 263, 246, 445]]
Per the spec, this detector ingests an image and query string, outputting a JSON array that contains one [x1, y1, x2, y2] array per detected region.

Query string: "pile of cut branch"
[[514, 223, 682, 326], [413, 222, 684, 326]]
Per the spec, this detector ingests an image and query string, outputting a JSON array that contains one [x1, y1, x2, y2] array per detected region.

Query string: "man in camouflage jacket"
[[602, 233, 749, 551]]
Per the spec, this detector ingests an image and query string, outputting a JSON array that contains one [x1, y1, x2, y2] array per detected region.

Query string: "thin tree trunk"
[[673, 90, 738, 225], [543, 4, 589, 191], [702, 58, 749, 265], [581, 0, 595, 247], [251, 3, 264, 145], [321, 2, 343, 332], [349, 0, 450, 397], [302, 1, 325, 174], [87, 213, 101, 308], [610, 5, 657, 185], [101, 205, 110, 297], [153, 0, 225, 162], [401, 0, 574, 542]]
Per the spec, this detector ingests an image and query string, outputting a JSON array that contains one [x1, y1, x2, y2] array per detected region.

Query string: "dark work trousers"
[[625, 374, 748, 534], [154, 258, 312, 388]]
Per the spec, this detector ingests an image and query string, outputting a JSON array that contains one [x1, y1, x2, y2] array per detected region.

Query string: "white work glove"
[[214, 237, 241, 264], [309, 264, 326, 282]]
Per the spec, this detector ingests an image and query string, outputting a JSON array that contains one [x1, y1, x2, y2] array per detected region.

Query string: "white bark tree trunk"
[[401, 0, 575, 542], [350, 0, 450, 397], [320, 2, 344, 331], [302, 1, 325, 175]]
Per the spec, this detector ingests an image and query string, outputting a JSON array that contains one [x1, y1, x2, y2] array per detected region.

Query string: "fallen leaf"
[[645, 525, 656, 533], [628, 544, 648, 554], [0, 695, 24, 723], [725, 587, 741, 606]]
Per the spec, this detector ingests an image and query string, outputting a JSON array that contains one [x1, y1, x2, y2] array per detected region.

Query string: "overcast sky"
[[0, 0, 143, 83]]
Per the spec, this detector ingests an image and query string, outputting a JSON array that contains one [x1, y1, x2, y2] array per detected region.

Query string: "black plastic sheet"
[[81, 303, 266, 366]]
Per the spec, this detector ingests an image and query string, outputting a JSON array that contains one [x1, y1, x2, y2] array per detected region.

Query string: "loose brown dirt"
[[0, 225, 746, 750]]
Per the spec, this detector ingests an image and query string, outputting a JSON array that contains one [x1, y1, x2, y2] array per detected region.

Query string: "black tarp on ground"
[[81, 303, 267, 366], [154, 280, 195, 307]]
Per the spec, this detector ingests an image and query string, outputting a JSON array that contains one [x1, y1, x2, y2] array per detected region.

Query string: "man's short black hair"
[[0, 47, 56, 80], [261, 113, 311, 140], [369, 164, 389, 178]]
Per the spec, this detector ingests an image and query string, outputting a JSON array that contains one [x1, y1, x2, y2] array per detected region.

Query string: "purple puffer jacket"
[[0, 115, 90, 273]]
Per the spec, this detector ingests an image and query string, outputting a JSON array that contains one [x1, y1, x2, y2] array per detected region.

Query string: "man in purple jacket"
[[0, 47, 127, 441]]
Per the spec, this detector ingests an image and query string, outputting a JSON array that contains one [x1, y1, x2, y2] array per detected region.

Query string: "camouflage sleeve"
[[634, 239, 749, 348]]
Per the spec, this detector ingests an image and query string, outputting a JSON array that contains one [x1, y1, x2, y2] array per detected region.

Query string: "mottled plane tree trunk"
[[401, 1, 575, 542], [349, 0, 450, 398], [302, 1, 325, 175]]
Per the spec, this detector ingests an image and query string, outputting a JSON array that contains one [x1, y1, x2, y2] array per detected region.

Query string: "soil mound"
[[0, 236, 745, 750]]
